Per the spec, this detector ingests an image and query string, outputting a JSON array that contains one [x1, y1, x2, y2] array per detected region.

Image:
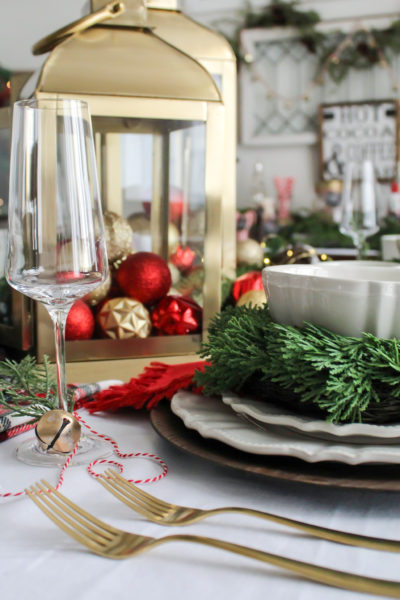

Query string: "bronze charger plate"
[[150, 402, 400, 492]]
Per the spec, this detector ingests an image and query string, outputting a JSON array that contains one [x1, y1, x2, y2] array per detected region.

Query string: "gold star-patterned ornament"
[[97, 297, 152, 339]]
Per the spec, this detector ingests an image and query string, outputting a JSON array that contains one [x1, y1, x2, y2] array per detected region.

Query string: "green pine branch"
[[0, 355, 74, 420], [196, 305, 400, 424]]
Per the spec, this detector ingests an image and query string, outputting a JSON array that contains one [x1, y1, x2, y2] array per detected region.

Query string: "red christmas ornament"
[[169, 245, 196, 272], [152, 295, 202, 335], [232, 271, 264, 302], [66, 300, 95, 341], [116, 252, 171, 305]]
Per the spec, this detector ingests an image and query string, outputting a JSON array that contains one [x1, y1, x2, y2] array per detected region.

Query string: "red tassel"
[[80, 360, 208, 413]]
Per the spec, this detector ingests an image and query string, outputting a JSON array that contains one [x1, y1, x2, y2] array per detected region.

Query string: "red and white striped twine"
[[1, 408, 168, 498]]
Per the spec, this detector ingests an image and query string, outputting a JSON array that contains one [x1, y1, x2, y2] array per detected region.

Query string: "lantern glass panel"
[[93, 115, 207, 326]]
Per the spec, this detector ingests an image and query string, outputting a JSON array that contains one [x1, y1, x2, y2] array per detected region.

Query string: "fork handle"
[[205, 507, 400, 553], [160, 534, 400, 598]]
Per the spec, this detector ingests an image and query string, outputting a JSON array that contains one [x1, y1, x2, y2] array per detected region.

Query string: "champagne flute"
[[339, 160, 380, 260], [6, 98, 109, 466]]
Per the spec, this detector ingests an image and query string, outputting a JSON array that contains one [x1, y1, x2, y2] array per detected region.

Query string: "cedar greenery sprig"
[[0, 355, 74, 420], [195, 304, 400, 424]]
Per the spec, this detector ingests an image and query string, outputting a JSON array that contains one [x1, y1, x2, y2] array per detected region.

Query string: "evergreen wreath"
[[196, 304, 400, 424]]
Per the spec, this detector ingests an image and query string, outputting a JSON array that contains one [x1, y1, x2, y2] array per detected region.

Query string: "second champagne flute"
[[339, 160, 380, 260]]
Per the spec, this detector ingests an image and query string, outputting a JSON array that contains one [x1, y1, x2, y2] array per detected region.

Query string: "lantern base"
[[16, 433, 112, 467]]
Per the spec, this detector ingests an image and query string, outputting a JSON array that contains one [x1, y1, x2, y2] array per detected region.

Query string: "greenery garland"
[[275, 212, 400, 252], [195, 304, 400, 424], [0, 355, 74, 420], [224, 0, 400, 84]]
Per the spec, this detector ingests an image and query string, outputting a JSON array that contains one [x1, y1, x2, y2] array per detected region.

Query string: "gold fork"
[[26, 479, 400, 598], [98, 469, 400, 554]]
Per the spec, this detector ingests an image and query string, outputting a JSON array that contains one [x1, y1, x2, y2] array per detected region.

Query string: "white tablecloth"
[[1, 408, 400, 600]]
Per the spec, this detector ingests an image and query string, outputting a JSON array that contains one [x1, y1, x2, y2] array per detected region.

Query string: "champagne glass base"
[[16, 434, 112, 467]]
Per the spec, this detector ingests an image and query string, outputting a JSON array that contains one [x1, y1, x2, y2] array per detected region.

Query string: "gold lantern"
[[26, 0, 227, 381]]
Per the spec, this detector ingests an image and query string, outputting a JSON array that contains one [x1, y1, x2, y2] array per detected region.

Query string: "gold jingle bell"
[[35, 410, 81, 454]]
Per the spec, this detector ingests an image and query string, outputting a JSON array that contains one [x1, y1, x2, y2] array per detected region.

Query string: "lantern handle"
[[32, 1, 126, 56]]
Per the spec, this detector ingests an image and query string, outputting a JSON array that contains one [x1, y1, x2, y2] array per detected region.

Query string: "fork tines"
[[26, 480, 116, 552], [98, 469, 169, 519]]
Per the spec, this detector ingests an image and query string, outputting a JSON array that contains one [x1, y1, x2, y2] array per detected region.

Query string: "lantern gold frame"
[[146, 0, 237, 279], [30, 2, 226, 381]]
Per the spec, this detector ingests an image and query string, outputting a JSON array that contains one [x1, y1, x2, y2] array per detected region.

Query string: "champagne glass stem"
[[355, 235, 367, 260], [49, 309, 69, 412]]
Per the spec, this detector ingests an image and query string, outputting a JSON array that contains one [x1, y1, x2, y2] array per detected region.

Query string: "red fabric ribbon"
[[79, 360, 209, 413]]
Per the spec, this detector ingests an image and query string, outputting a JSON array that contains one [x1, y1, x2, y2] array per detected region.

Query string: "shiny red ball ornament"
[[66, 300, 95, 340], [169, 245, 196, 272], [116, 252, 172, 305], [152, 295, 202, 335], [232, 271, 264, 302]]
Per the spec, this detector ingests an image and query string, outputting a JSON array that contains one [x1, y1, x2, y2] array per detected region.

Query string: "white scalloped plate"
[[222, 393, 400, 445], [171, 391, 400, 465]]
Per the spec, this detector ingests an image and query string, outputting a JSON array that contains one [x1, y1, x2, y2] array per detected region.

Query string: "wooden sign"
[[319, 100, 399, 181]]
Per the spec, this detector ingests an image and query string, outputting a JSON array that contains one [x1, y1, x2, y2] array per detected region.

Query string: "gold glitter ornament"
[[236, 289, 267, 308], [168, 222, 180, 255], [168, 262, 181, 286], [97, 297, 151, 339], [128, 213, 180, 255], [236, 239, 264, 266], [104, 211, 133, 262], [35, 410, 81, 454], [83, 271, 112, 306]]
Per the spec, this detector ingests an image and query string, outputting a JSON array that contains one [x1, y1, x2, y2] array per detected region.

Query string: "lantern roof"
[[146, 0, 178, 8], [34, 2, 222, 102], [145, 8, 235, 62], [91, 0, 235, 62]]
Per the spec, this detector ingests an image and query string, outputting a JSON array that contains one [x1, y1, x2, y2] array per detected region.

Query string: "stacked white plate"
[[170, 390, 400, 465]]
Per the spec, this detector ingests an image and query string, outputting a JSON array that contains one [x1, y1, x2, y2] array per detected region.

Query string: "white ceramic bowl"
[[262, 260, 400, 338], [381, 234, 400, 261]]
